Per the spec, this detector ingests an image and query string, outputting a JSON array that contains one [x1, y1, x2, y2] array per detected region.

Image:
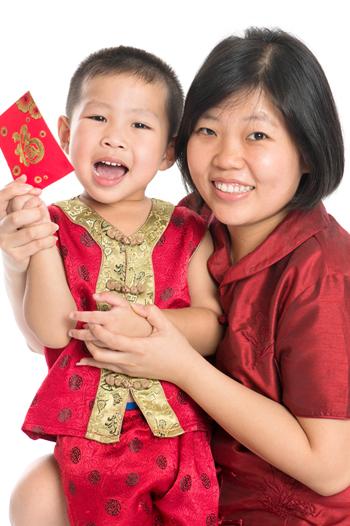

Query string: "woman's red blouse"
[[207, 203, 350, 524]]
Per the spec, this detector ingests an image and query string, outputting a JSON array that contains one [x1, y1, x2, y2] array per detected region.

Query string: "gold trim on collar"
[[56, 197, 184, 442]]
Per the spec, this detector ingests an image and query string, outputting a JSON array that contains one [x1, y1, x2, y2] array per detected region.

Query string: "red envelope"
[[0, 91, 73, 188]]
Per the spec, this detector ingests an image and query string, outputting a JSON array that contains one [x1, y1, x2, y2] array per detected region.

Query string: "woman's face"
[[187, 90, 306, 236]]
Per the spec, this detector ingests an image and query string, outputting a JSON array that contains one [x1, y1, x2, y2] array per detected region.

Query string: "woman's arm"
[[75, 304, 350, 497]]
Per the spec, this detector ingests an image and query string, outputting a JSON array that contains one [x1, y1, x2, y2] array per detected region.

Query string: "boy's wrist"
[[2, 253, 29, 274]]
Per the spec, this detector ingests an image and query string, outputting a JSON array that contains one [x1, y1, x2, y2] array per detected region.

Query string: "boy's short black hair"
[[176, 28, 344, 210], [66, 46, 184, 140]]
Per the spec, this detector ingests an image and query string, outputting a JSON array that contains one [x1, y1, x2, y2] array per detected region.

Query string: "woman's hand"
[[73, 293, 200, 386], [69, 291, 153, 341]]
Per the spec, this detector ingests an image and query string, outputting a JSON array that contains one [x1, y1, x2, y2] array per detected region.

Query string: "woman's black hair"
[[176, 27, 344, 210]]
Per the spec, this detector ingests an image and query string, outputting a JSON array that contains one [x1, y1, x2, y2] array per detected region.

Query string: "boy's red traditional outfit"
[[23, 197, 218, 526]]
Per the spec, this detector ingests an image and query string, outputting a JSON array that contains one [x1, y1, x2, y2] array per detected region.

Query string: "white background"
[[0, 1, 349, 522]]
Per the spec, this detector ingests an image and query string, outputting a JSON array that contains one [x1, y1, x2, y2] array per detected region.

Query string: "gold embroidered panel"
[[56, 198, 184, 442]]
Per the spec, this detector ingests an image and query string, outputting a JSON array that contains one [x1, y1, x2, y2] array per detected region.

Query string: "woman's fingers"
[[77, 357, 122, 373], [132, 303, 170, 332]]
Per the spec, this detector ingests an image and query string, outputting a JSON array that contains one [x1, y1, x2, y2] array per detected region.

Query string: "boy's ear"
[[159, 138, 176, 171], [58, 115, 71, 154]]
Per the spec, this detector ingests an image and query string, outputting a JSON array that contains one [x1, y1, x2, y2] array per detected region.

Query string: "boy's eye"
[[132, 122, 150, 130], [247, 131, 268, 141], [196, 127, 216, 136], [87, 115, 107, 122]]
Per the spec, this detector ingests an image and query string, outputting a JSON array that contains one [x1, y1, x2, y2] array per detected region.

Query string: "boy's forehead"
[[80, 72, 168, 103]]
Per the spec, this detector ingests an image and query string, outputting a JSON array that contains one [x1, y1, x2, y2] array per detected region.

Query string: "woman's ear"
[[58, 116, 70, 154], [159, 138, 175, 171], [300, 153, 310, 176]]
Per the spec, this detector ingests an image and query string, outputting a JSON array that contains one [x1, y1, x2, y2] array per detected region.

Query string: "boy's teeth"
[[214, 181, 254, 193], [101, 161, 122, 167], [94, 161, 127, 179]]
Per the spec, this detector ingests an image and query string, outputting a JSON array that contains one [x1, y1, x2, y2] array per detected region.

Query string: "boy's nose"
[[101, 126, 127, 149], [102, 136, 126, 149]]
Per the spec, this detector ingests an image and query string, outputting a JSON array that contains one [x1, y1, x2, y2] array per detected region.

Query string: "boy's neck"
[[79, 193, 153, 236]]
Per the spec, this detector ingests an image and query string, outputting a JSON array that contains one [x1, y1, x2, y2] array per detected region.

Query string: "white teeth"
[[100, 160, 122, 167], [214, 181, 254, 193]]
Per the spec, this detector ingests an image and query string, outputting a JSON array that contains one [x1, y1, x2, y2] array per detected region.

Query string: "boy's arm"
[[164, 231, 222, 356], [0, 180, 60, 353], [24, 236, 77, 349]]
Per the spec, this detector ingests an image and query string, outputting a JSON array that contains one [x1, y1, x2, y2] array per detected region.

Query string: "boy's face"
[[58, 73, 173, 205]]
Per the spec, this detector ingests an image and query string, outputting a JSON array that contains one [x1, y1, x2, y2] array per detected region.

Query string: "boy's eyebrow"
[[84, 101, 160, 121], [84, 100, 111, 109], [128, 108, 161, 121]]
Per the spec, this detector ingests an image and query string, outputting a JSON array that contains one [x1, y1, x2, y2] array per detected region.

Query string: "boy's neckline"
[[76, 195, 154, 238]]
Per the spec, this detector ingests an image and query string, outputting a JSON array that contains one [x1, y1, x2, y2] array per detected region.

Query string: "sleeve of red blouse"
[[277, 273, 350, 418]]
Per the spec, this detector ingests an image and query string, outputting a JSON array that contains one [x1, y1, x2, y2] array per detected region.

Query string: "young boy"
[[3, 47, 220, 525]]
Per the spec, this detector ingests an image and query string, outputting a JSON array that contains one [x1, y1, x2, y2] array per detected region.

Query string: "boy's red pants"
[[54, 410, 218, 525]]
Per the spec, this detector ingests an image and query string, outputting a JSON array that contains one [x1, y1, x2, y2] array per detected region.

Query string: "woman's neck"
[[227, 209, 288, 263]]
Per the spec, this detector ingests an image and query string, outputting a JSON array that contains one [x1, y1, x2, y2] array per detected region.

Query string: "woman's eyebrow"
[[243, 112, 277, 127], [199, 111, 220, 121]]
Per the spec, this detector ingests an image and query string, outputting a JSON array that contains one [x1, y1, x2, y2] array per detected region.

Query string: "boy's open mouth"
[[94, 160, 129, 180]]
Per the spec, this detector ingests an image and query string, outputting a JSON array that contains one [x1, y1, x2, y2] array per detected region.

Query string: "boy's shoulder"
[[147, 197, 208, 229]]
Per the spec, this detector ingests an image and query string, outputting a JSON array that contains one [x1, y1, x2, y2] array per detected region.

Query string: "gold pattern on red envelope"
[[13, 125, 45, 166], [0, 91, 73, 188], [16, 92, 42, 119]]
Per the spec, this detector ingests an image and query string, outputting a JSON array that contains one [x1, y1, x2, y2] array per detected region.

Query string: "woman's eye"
[[196, 127, 216, 136], [132, 122, 150, 130], [88, 115, 106, 122], [247, 131, 268, 141]]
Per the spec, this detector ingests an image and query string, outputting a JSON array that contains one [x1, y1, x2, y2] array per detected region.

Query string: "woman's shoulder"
[[290, 214, 350, 278], [281, 215, 350, 307]]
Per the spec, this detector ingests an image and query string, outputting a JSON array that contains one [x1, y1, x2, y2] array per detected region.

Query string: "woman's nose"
[[212, 139, 245, 170]]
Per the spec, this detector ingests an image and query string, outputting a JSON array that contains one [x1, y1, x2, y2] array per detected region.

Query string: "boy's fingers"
[[9, 236, 57, 261], [68, 328, 97, 342], [69, 310, 106, 324], [6, 223, 58, 248], [9, 194, 42, 212], [2, 207, 47, 232], [0, 177, 42, 217], [23, 196, 44, 210], [10, 174, 27, 183], [93, 291, 129, 308]]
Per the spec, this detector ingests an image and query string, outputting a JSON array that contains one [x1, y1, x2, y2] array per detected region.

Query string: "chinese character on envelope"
[[0, 91, 73, 188]]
